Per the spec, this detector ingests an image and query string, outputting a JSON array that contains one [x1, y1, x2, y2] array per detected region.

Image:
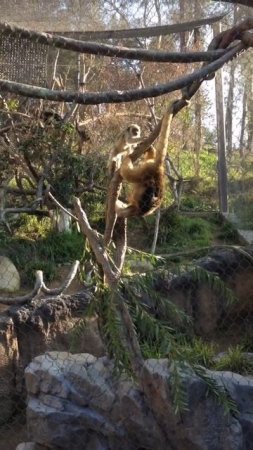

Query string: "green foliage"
[[88, 288, 133, 376], [23, 260, 57, 284], [153, 212, 214, 251], [169, 360, 189, 414], [214, 346, 253, 375], [13, 119, 107, 211], [179, 338, 216, 368], [15, 214, 51, 239], [193, 365, 238, 416]]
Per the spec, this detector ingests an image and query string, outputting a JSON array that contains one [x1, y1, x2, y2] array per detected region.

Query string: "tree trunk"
[[239, 87, 247, 157], [247, 71, 253, 152], [225, 61, 236, 156], [194, 90, 202, 176]]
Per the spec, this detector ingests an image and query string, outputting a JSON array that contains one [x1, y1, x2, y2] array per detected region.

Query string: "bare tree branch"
[[0, 43, 244, 105], [0, 207, 49, 220], [0, 271, 44, 305], [41, 260, 80, 296], [73, 197, 120, 286], [48, 192, 78, 222], [0, 261, 80, 305]]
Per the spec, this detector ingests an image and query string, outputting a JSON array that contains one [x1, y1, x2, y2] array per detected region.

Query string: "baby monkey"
[[108, 124, 141, 177], [115, 111, 173, 218]]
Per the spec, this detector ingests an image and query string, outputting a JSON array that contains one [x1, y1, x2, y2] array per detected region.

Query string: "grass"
[[176, 339, 253, 376], [214, 345, 253, 375], [149, 213, 215, 253]]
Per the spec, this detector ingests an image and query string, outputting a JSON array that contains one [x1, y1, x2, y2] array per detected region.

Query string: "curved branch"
[[0, 261, 80, 305], [0, 43, 244, 105], [0, 271, 43, 305], [41, 260, 80, 295]]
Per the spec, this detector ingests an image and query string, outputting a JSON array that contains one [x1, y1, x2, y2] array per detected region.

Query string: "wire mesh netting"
[[0, 35, 48, 86], [0, 1, 252, 450]]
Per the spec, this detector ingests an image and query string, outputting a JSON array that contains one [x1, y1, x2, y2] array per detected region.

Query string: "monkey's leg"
[[115, 200, 139, 218], [120, 157, 145, 183]]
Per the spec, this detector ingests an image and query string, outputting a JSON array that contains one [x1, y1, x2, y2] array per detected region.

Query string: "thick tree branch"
[[73, 197, 120, 286], [0, 43, 243, 105], [212, 0, 253, 6]]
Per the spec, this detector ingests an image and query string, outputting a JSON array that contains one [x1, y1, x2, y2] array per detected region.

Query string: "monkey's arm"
[[154, 110, 173, 166]]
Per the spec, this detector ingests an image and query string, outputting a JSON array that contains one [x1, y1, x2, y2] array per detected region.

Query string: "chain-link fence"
[[0, 1, 253, 450]]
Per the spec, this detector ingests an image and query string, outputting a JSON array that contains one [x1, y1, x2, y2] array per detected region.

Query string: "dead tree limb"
[[74, 197, 120, 286], [40, 260, 80, 295], [0, 261, 80, 305]]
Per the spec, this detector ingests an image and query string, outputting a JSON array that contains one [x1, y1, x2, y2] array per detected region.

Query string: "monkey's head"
[[125, 124, 141, 143]]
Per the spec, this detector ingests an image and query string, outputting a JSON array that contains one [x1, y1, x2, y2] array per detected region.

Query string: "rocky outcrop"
[[24, 351, 253, 450], [153, 246, 253, 335], [0, 315, 18, 425], [0, 291, 104, 423], [0, 256, 20, 292]]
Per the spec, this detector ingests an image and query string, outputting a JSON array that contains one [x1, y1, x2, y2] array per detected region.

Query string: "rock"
[[16, 443, 48, 450], [0, 314, 19, 424], [152, 246, 253, 335], [0, 255, 20, 292], [24, 352, 253, 450], [25, 352, 167, 450], [0, 291, 104, 427], [9, 292, 104, 387]]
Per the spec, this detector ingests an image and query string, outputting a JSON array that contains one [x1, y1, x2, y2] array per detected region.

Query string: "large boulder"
[[0, 292, 102, 424], [0, 256, 20, 292], [152, 246, 253, 335], [24, 352, 253, 450]]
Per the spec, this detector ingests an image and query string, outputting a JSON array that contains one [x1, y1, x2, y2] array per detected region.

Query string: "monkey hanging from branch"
[[114, 110, 173, 218], [104, 107, 173, 247]]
